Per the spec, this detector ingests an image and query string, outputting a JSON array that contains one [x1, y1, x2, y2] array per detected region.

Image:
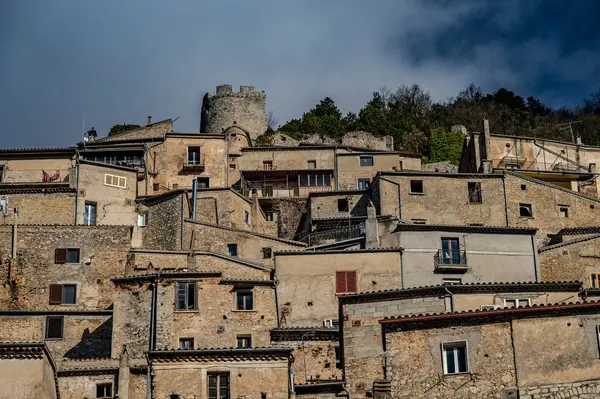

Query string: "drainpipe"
[[399, 248, 405, 289], [9, 208, 18, 282], [225, 133, 230, 186], [191, 177, 198, 219], [146, 275, 158, 399], [380, 177, 402, 220], [341, 383, 351, 399], [444, 286, 455, 313], [74, 151, 80, 225], [274, 274, 281, 327], [143, 144, 149, 196], [502, 174, 509, 227], [180, 195, 185, 250]]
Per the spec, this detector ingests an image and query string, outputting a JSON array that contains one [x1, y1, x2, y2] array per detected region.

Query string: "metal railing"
[[434, 250, 467, 270], [493, 158, 588, 173], [301, 223, 365, 245]]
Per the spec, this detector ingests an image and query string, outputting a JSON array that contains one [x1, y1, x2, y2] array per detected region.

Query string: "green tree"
[[424, 128, 464, 165]]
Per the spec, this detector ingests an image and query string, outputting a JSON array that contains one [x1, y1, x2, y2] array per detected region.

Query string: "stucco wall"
[[0, 358, 57, 399], [275, 250, 402, 326], [0, 157, 74, 183]]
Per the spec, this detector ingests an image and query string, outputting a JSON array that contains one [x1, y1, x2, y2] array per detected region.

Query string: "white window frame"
[[84, 202, 96, 226], [138, 213, 148, 227], [442, 341, 469, 375], [244, 211, 250, 225], [503, 298, 531, 308], [104, 174, 127, 189]]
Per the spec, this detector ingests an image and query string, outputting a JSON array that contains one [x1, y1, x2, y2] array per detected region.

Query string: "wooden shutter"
[[335, 272, 347, 294], [347, 271, 357, 293], [49, 284, 63, 304], [54, 249, 67, 264]]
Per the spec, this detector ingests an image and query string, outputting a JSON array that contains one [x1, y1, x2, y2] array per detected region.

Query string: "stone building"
[[459, 118, 600, 196], [4, 84, 600, 398]]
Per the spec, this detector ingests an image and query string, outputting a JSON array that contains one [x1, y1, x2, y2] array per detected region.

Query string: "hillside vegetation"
[[270, 84, 600, 165]]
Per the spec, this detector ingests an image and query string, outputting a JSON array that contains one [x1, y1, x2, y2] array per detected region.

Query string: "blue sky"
[[1, 0, 599, 148]]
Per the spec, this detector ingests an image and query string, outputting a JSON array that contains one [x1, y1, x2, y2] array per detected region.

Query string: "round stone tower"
[[200, 84, 267, 140]]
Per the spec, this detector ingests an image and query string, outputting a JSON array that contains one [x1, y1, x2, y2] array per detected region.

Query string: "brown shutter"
[[54, 249, 67, 264], [347, 271, 357, 293], [335, 272, 346, 294], [49, 284, 63, 304]]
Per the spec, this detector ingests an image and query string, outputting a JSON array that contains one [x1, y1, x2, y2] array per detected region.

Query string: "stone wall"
[[142, 192, 183, 251], [57, 373, 116, 399], [341, 132, 394, 151], [0, 315, 113, 361], [100, 119, 172, 142], [201, 85, 267, 140], [539, 237, 600, 285], [385, 323, 516, 399], [184, 220, 305, 266], [0, 191, 75, 225], [112, 283, 153, 360], [275, 250, 402, 326], [152, 359, 289, 399], [520, 380, 600, 399], [77, 162, 138, 226], [154, 280, 275, 349], [309, 192, 371, 220], [273, 340, 342, 384], [0, 225, 131, 310]]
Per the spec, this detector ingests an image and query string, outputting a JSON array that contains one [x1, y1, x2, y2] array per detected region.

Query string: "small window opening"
[[337, 199, 349, 212], [519, 203, 533, 217], [410, 180, 423, 193]]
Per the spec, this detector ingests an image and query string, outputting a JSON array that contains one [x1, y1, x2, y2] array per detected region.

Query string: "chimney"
[[147, 116, 152, 126], [481, 117, 492, 173], [118, 345, 130, 399], [365, 201, 380, 249], [251, 189, 259, 228]]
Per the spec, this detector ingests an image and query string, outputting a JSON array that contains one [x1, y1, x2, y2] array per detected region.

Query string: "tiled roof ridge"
[[94, 119, 172, 143], [184, 219, 307, 246], [339, 281, 582, 301], [380, 299, 600, 325], [538, 234, 600, 253]]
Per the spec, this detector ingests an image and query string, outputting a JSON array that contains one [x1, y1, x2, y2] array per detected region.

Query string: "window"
[[441, 238, 461, 264], [153, 183, 160, 192], [265, 212, 276, 222], [84, 202, 97, 225], [307, 160, 316, 169], [45, 316, 64, 340], [468, 182, 482, 204], [188, 147, 201, 165], [104, 174, 126, 188], [96, 383, 113, 398], [357, 178, 370, 190], [262, 186, 273, 197], [179, 337, 194, 350], [503, 298, 531, 308], [54, 248, 80, 264], [337, 198, 349, 212], [591, 273, 600, 289], [359, 156, 374, 167], [49, 284, 76, 305], [299, 173, 331, 187], [519, 203, 533, 217], [229, 163, 236, 169], [208, 372, 230, 399], [235, 290, 253, 310], [410, 180, 423, 193], [399, 161, 404, 170], [236, 335, 252, 348], [559, 206, 569, 218], [335, 346, 342, 369], [175, 282, 197, 311], [197, 178, 209, 188], [138, 213, 148, 227], [521, 184, 527, 190], [262, 247, 272, 259], [262, 161, 273, 170], [442, 342, 468, 375], [0, 197, 7, 215], [244, 211, 250, 224], [227, 244, 238, 257], [335, 271, 357, 294], [442, 278, 462, 285]]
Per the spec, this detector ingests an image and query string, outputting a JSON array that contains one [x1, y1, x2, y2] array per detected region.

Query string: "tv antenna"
[[557, 121, 582, 143]]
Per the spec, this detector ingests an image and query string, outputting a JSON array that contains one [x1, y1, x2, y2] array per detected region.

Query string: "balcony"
[[434, 250, 468, 272], [181, 160, 205, 174]]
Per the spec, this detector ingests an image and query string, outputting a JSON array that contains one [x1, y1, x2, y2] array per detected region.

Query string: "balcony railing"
[[493, 158, 588, 173], [434, 250, 468, 272], [181, 160, 205, 173]]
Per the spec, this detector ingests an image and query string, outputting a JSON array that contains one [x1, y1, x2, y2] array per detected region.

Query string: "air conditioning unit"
[[280, 305, 291, 314], [323, 319, 340, 328], [480, 305, 502, 311], [216, 325, 225, 333]]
